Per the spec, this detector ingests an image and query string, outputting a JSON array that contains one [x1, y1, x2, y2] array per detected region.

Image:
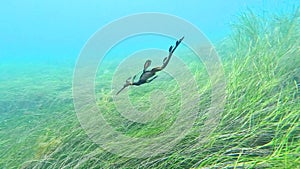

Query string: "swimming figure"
[[116, 36, 184, 95]]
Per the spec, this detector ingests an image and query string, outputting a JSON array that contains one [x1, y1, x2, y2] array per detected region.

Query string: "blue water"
[[1, 0, 299, 59]]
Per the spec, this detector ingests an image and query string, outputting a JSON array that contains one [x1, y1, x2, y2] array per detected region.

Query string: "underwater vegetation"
[[1, 9, 300, 169]]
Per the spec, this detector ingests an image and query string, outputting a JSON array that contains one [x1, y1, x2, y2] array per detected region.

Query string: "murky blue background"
[[1, 0, 298, 60], [0, 0, 299, 168]]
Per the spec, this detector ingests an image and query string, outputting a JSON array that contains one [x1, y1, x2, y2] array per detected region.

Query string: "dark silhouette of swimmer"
[[116, 36, 184, 95]]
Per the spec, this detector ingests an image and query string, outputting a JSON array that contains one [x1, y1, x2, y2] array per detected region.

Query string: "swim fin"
[[144, 60, 151, 71], [169, 45, 173, 53]]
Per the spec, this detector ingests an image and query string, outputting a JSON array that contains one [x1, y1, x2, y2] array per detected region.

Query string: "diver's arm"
[[147, 75, 158, 83], [116, 77, 133, 95]]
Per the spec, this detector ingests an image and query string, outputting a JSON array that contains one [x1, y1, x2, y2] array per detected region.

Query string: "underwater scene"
[[1, 1, 300, 168]]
